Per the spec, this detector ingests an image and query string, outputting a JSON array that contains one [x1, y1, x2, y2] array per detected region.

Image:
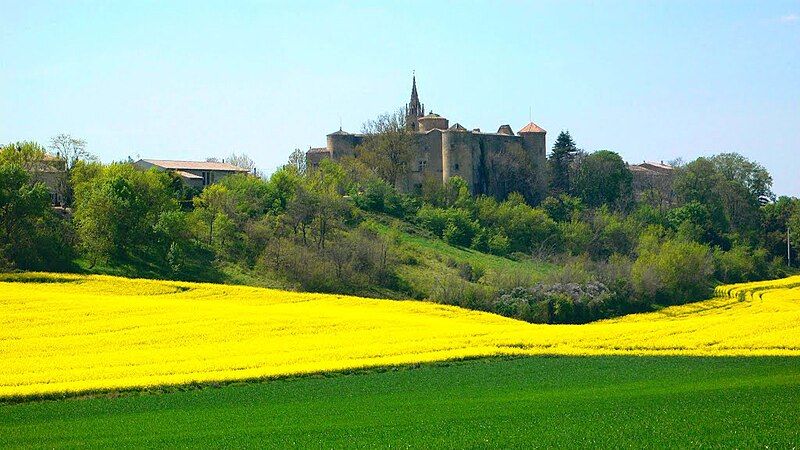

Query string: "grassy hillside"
[[72, 213, 556, 300], [2, 356, 798, 448], [371, 218, 556, 297], [2, 272, 800, 399]]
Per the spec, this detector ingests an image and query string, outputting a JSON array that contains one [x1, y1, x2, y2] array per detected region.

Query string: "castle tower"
[[405, 75, 425, 131], [518, 122, 547, 161]]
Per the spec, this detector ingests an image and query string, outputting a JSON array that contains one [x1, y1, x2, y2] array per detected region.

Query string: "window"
[[202, 171, 211, 186], [418, 160, 428, 172], [454, 163, 460, 171]]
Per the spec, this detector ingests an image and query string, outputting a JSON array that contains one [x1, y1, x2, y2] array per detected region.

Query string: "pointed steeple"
[[410, 76, 420, 108], [405, 72, 424, 131]]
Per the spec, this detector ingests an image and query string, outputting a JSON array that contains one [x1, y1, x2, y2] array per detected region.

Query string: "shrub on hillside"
[[416, 206, 478, 247], [497, 281, 612, 324], [713, 245, 772, 283], [631, 234, 714, 305], [429, 275, 496, 312], [487, 232, 510, 256], [353, 178, 413, 218]]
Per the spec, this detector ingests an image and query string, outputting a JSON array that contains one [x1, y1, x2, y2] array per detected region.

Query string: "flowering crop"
[[1, 273, 799, 398]]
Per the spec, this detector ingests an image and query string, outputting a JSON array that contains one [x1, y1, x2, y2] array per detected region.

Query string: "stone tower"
[[405, 75, 425, 131], [518, 122, 548, 160]]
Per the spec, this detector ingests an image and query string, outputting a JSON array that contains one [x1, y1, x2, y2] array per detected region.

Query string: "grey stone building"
[[307, 76, 547, 195]]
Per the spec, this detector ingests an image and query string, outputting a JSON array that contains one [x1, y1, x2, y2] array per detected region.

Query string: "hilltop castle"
[[307, 76, 547, 195]]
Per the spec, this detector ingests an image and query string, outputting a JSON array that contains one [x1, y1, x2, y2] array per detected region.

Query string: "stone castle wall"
[[307, 77, 551, 195], [315, 123, 547, 196]]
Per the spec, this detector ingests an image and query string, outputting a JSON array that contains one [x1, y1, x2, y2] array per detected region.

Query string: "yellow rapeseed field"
[[2, 272, 800, 398]]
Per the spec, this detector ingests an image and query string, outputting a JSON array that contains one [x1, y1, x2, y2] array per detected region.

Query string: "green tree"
[[287, 148, 307, 175], [548, 131, 578, 195], [74, 164, 177, 265], [0, 141, 47, 171], [673, 157, 729, 242], [49, 134, 94, 205], [265, 166, 302, 213], [708, 152, 773, 199], [789, 204, 800, 266], [0, 163, 60, 269], [356, 109, 415, 188], [492, 194, 558, 254], [192, 184, 236, 245], [674, 155, 769, 243], [443, 176, 473, 209], [572, 150, 632, 208], [541, 194, 583, 222], [217, 174, 273, 220], [486, 143, 546, 204], [762, 196, 799, 264]]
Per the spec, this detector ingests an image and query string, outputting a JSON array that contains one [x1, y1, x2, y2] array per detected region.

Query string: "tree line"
[[1, 126, 798, 324]]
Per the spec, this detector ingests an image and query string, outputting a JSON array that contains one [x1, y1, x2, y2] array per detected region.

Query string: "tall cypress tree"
[[548, 131, 578, 194]]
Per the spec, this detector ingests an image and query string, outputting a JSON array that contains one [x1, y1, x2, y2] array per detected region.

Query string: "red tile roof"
[[518, 122, 546, 134]]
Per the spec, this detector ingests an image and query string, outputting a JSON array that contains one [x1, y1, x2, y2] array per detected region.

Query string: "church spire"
[[405, 72, 424, 131]]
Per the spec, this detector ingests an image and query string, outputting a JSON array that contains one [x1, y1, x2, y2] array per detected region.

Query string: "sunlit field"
[[2, 273, 800, 399]]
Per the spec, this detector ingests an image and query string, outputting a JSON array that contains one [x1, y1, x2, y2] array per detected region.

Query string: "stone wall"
[[319, 123, 547, 197]]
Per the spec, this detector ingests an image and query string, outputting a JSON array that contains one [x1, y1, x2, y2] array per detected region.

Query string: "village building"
[[36, 154, 68, 205], [628, 161, 677, 206], [134, 159, 250, 188]]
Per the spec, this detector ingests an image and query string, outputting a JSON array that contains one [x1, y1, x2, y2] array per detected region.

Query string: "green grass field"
[[2, 356, 798, 448]]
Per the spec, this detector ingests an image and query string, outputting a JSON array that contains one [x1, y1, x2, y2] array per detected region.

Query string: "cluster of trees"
[[0, 139, 409, 295], [1, 123, 797, 325], [0, 141, 75, 271], [400, 131, 792, 322]]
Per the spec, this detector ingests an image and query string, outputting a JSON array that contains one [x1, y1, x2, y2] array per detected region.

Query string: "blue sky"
[[2, 1, 799, 195]]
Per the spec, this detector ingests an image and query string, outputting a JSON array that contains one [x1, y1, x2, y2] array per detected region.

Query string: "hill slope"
[[2, 273, 800, 399]]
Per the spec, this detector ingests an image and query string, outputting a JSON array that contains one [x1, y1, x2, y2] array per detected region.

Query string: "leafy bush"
[[497, 281, 612, 324], [558, 220, 591, 256], [487, 231, 510, 256], [541, 194, 584, 222], [417, 206, 478, 247], [429, 275, 496, 312], [631, 234, 714, 305], [713, 245, 771, 283], [353, 178, 410, 218]]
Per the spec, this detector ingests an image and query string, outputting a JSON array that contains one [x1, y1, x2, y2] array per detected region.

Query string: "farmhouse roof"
[[629, 161, 675, 175], [640, 161, 674, 171], [140, 159, 249, 172]]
